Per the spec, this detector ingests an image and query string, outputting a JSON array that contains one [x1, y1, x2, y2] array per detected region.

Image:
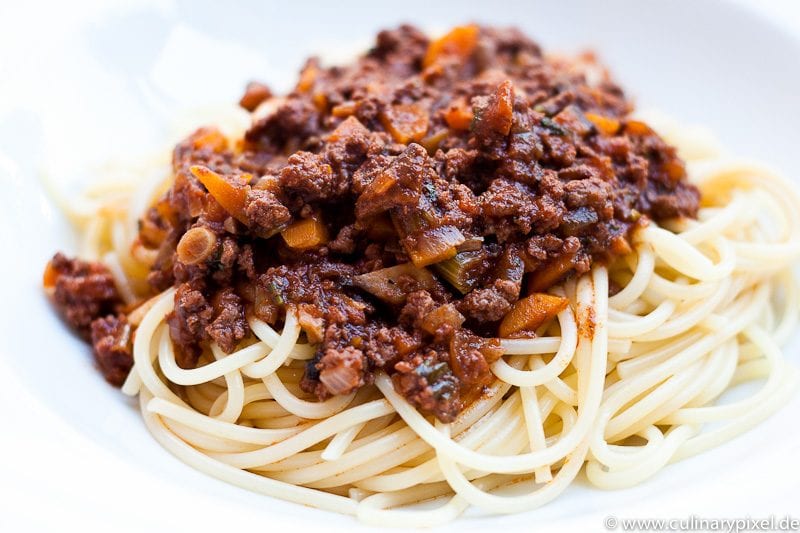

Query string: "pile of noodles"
[[48, 107, 800, 526]]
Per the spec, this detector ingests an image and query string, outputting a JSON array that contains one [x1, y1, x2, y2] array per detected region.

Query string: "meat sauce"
[[45, 25, 698, 421]]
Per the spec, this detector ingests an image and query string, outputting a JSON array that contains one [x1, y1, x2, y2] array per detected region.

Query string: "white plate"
[[1, 1, 799, 531]]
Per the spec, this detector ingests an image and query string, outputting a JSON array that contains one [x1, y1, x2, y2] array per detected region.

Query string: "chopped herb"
[[267, 278, 289, 306], [541, 117, 568, 136]]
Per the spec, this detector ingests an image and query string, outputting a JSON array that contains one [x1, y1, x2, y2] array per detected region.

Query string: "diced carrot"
[[328, 116, 369, 143], [624, 120, 653, 136], [423, 25, 479, 68], [191, 127, 228, 152], [444, 101, 474, 131], [331, 101, 356, 118], [528, 249, 578, 293], [379, 103, 429, 144], [239, 81, 272, 112], [312, 92, 328, 113], [365, 171, 397, 197], [281, 217, 329, 250], [42, 260, 58, 288], [663, 159, 686, 181], [585, 112, 620, 136], [296, 63, 318, 93], [421, 303, 465, 335], [499, 293, 569, 338], [490, 80, 514, 136], [394, 330, 421, 355], [190, 165, 250, 224]]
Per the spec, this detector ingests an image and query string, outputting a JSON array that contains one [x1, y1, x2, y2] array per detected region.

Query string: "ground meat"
[[528, 235, 591, 291], [279, 117, 385, 206], [47, 253, 121, 337], [493, 278, 520, 302], [324, 117, 379, 173], [563, 177, 613, 216], [206, 288, 248, 353], [441, 148, 478, 181], [526, 234, 566, 261], [169, 169, 207, 221], [317, 345, 366, 396], [215, 237, 240, 284], [361, 326, 421, 368], [458, 286, 513, 323], [328, 224, 359, 254], [370, 24, 429, 65], [399, 290, 437, 328], [246, 97, 320, 150], [280, 152, 337, 201], [166, 282, 213, 368], [90, 314, 133, 386], [393, 351, 461, 423], [355, 143, 435, 219], [449, 330, 497, 387], [49, 25, 700, 423], [245, 188, 291, 234], [646, 186, 701, 220], [237, 243, 257, 281], [479, 178, 565, 241]]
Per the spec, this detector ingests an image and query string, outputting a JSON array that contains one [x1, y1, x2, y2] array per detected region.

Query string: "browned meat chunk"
[[393, 352, 461, 423], [355, 143, 433, 219], [166, 282, 213, 368], [399, 291, 437, 328], [647, 186, 701, 220], [318, 346, 366, 396], [458, 286, 513, 323], [90, 314, 133, 386], [245, 188, 291, 234], [206, 288, 248, 353], [280, 152, 337, 201], [46, 253, 121, 337]]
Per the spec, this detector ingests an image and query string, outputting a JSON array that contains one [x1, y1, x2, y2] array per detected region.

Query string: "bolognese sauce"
[[45, 25, 698, 421]]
